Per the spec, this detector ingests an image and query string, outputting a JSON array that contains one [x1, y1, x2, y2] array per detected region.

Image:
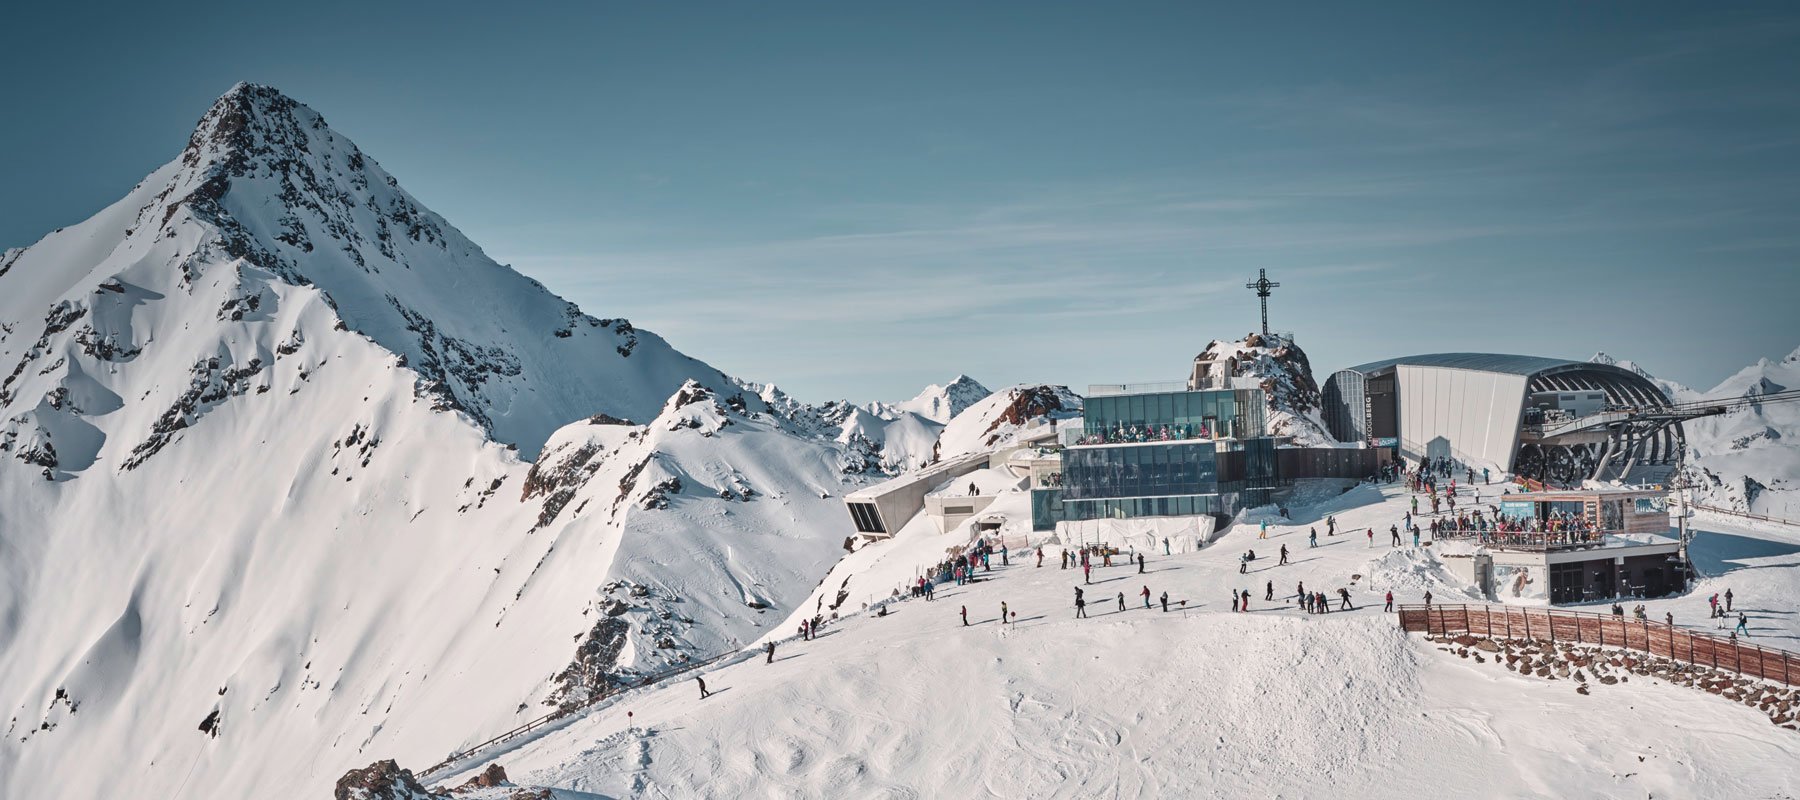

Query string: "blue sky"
[[4, 2, 1797, 402]]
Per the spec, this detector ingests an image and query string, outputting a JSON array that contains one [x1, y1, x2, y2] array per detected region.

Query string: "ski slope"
[[436, 483, 1800, 799]]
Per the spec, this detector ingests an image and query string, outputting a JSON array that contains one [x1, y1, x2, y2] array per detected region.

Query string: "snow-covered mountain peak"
[[0, 82, 745, 459], [866, 374, 991, 424]]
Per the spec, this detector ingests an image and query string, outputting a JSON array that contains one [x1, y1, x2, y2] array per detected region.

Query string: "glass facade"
[[1028, 386, 1282, 531], [1080, 389, 1266, 442], [1062, 441, 1218, 501], [1061, 494, 1228, 522]]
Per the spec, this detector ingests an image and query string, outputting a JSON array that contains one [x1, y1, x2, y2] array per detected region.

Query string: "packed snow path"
[[438, 483, 1800, 799]]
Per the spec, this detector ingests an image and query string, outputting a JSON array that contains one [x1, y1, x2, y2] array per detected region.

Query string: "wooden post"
[[1525, 608, 1532, 640]]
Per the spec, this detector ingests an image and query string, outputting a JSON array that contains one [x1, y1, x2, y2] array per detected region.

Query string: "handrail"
[[1682, 502, 1799, 529], [416, 644, 747, 782]]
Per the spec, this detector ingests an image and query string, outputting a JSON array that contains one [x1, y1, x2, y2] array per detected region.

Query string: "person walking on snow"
[[1161, 592, 1171, 613], [1709, 593, 1720, 618], [1266, 580, 1274, 601], [1666, 611, 1674, 627], [1259, 520, 1269, 539], [1241, 589, 1251, 612], [1141, 585, 1152, 609], [1075, 595, 1088, 619], [1383, 591, 1394, 613], [1338, 588, 1353, 611], [1367, 528, 1374, 548], [697, 676, 712, 699], [1084, 563, 1092, 584], [1390, 525, 1401, 547], [1309, 529, 1318, 548], [961, 605, 968, 627], [1239, 553, 1249, 574], [1001, 601, 1009, 625], [1163, 537, 1171, 556], [1413, 527, 1421, 547], [1736, 613, 1750, 637], [1117, 592, 1126, 613], [1725, 588, 1734, 612], [1295, 581, 1306, 607], [1279, 544, 1289, 566], [766, 641, 776, 664], [1423, 590, 1434, 607], [1037, 548, 1044, 568], [1138, 553, 1146, 574]]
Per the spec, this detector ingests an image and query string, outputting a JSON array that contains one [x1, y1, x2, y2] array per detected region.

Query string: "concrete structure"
[[1321, 353, 1690, 483], [843, 452, 990, 538]]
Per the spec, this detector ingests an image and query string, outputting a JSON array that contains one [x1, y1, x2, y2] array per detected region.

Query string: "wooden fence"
[[1396, 604, 1800, 687]]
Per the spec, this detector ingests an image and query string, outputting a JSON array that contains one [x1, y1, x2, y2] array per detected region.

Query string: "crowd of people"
[[1074, 421, 1216, 446]]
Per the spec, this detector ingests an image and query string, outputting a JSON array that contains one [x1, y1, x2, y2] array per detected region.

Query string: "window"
[[848, 502, 885, 534]]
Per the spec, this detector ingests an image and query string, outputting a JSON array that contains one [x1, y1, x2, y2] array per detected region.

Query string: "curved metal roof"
[[1341, 353, 1583, 377]]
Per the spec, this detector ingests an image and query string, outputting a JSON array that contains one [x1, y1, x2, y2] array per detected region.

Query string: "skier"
[[1295, 581, 1306, 607], [1367, 529, 1374, 548], [1084, 563, 1092, 585], [1736, 613, 1750, 637], [961, 605, 968, 627], [766, 641, 776, 664], [1259, 520, 1269, 539], [1265, 580, 1274, 601], [1240, 589, 1250, 612], [1239, 553, 1249, 574], [1726, 588, 1734, 612], [1161, 592, 1170, 613], [1117, 592, 1126, 613], [1413, 527, 1421, 547], [1001, 601, 1009, 625], [1038, 549, 1045, 568], [1338, 588, 1353, 611], [1383, 591, 1394, 613], [1390, 525, 1401, 547], [697, 676, 712, 699], [1279, 544, 1289, 566], [1423, 590, 1434, 607], [1231, 591, 1240, 613], [1138, 553, 1146, 574], [1309, 529, 1318, 548], [1075, 595, 1088, 619], [1483, 467, 1490, 484], [1163, 537, 1171, 555], [1141, 585, 1151, 609], [1327, 515, 1336, 536], [1709, 593, 1720, 618]]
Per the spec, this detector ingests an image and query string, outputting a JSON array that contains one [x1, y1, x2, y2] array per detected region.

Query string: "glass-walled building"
[[1033, 386, 1282, 530], [1079, 388, 1266, 443]]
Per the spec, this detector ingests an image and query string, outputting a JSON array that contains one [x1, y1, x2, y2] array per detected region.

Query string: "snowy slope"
[[433, 482, 1800, 799], [936, 383, 1082, 459], [0, 84, 861, 800], [868, 375, 992, 424]]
